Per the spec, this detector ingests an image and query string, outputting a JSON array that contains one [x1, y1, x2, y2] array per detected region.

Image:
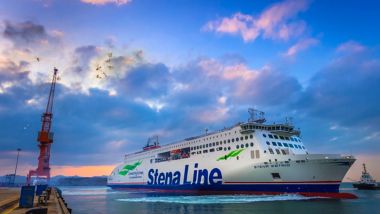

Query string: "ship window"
[[228, 146, 231, 150], [275, 149, 280, 154], [203, 145, 206, 148], [255, 150, 260, 159], [210, 148, 215, 152], [281, 150, 286, 155], [268, 134, 273, 139], [224, 147, 227, 151], [232, 139, 235, 142], [213, 142, 216, 146], [216, 142, 219, 146], [272, 142, 277, 146], [236, 156, 239, 160], [264, 150, 267, 153], [241, 144, 244, 148], [150, 159, 153, 163], [285, 137, 290, 141], [250, 142, 254, 147], [289, 144, 294, 148], [266, 141, 270, 145], [250, 134, 253, 139], [274, 135, 279, 139], [283, 143, 289, 147], [279, 136, 285, 140], [271, 173, 281, 179], [206, 144, 209, 148], [269, 148, 274, 154], [220, 141, 223, 145], [277, 142, 282, 147], [191, 152, 196, 155], [245, 143, 249, 148], [228, 139, 231, 143], [224, 140, 226, 144], [251, 150, 255, 159], [203, 150, 208, 153], [218, 147, 223, 151], [236, 138, 239, 142], [263, 134, 267, 138], [240, 137, 244, 141], [236, 145, 240, 149], [245, 136, 248, 140], [302, 146, 305, 149]]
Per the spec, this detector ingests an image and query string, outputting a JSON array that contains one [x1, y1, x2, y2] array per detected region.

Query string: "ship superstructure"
[[108, 109, 356, 198], [353, 164, 380, 190]]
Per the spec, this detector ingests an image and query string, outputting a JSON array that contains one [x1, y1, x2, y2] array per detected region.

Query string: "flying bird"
[[36, 57, 40, 62]]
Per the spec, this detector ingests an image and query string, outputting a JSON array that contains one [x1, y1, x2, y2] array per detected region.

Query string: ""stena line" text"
[[147, 163, 222, 185]]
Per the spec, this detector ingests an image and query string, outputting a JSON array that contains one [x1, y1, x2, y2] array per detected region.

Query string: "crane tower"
[[27, 68, 58, 184]]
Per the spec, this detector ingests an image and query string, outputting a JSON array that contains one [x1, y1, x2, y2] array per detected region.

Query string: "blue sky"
[[0, 0, 379, 179]]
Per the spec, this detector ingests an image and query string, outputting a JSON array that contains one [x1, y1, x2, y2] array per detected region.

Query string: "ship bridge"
[[239, 109, 300, 136]]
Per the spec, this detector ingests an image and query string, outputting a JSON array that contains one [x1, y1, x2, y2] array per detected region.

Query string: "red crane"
[[27, 68, 58, 185]]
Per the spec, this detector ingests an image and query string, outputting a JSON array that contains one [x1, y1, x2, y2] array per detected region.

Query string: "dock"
[[0, 187, 71, 214]]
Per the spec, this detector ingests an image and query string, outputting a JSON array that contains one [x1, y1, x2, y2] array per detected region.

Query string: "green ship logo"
[[119, 161, 142, 176], [217, 149, 245, 161]]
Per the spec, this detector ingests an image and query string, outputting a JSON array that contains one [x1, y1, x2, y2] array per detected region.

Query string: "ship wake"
[[116, 194, 320, 204]]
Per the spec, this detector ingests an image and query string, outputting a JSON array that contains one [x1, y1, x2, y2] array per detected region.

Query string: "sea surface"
[[60, 184, 380, 214]]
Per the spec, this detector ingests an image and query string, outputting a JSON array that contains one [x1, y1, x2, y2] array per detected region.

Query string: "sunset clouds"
[[204, 0, 309, 42]]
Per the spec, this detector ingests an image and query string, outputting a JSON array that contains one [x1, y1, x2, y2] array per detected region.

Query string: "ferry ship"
[[108, 109, 357, 198]]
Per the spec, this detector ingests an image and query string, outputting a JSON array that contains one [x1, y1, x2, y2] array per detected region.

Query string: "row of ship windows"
[[262, 134, 301, 142], [267, 148, 289, 155], [266, 141, 306, 150], [189, 130, 239, 144], [190, 135, 254, 150], [191, 143, 256, 155]]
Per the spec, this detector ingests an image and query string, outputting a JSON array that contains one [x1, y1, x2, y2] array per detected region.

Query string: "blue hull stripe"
[[107, 183, 340, 193]]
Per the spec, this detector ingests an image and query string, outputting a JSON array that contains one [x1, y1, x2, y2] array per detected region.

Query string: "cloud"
[[2, 21, 61, 48], [204, 0, 309, 42], [283, 38, 318, 57], [80, 0, 132, 6], [336, 40, 366, 53], [297, 44, 380, 129]]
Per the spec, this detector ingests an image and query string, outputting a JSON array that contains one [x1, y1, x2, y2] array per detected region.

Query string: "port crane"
[[27, 68, 58, 185]]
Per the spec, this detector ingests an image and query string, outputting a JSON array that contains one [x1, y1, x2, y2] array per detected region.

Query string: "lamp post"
[[13, 148, 21, 185]]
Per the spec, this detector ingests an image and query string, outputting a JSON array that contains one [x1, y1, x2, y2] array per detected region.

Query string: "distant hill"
[[0, 175, 107, 186]]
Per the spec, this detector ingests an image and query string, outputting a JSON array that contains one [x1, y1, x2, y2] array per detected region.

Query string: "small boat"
[[353, 164, 380, 190]]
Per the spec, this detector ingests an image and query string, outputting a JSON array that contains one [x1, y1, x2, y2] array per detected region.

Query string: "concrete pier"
[[0, 187, 71, 214]]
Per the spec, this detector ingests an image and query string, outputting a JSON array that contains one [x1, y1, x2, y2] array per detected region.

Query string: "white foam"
[[116, 194, 318, 204]]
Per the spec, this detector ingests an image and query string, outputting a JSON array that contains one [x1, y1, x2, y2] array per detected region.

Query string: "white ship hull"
[[108, 115, 356, 198]]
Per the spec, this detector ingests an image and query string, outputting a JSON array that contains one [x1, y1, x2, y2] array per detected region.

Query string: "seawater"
[[60, 184, 380, 214]]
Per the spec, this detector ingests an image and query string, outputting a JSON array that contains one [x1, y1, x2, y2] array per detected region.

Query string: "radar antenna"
[[248, 108, 266, 124]]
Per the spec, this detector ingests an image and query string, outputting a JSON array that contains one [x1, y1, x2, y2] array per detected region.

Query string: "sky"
[[0, 0, 379, 181]]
